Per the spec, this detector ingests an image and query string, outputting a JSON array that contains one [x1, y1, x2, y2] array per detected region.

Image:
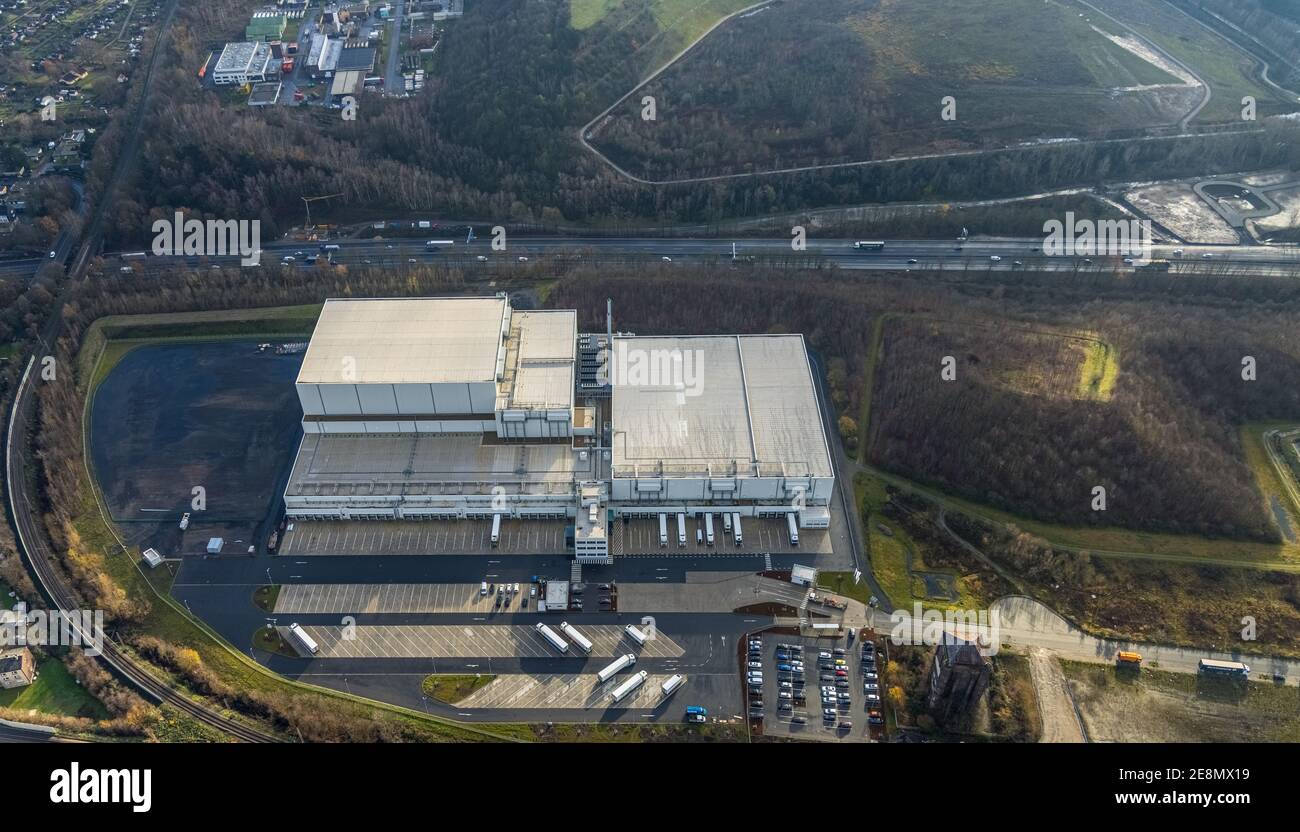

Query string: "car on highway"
[[1201, 252, 1213, 259], [989, 255, 1002, 261], [661, 256, 672, 262], [1172, 248, 1184, 256], [907, 258, 918, 264], [518, 255, 529, 261]]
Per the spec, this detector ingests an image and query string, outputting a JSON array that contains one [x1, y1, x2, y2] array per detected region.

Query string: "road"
[[383, 0, 407, 94], [91, 234, 1300, 278]]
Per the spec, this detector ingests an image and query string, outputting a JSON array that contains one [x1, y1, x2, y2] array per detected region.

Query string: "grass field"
[[590, 0, 1201, 175], [422, 674, 496, 704], [1084, 0, 1288, 122], [1075, 336, 1120, 401], [852, 473, 989, 609], [0, 656, 111, 720], [1063, 660, 1300, 742]]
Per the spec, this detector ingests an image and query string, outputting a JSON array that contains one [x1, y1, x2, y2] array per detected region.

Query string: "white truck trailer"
[[560, 621, 593, 654], [597, 653, 637, 683], [611, 670, 649, 703], [490, 513, 501, 547], [660, 673, 686, 696], [787, 512, 799, 546], [704, 513, 715, 546], [534, 622, 569, 653], [676, 512, 687, 547], [733, 512, 744, 546], [658, 513, 668, 547], [288, 623, 320, 656], [624, 624, 648, 646]]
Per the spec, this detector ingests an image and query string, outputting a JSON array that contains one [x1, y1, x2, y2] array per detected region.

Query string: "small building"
[[213, 42, 275, 85], [336, 44, 376, 74], [790, 564, 818, 586], [0, 647, 35, 690], [927, 632, 992, 722], [543, 580, 569, 612], [141, 547, 164, 568], [206, 537, 224, 555], [246, 11, 288, 42]]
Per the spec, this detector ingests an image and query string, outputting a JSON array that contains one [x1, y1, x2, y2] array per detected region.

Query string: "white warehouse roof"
[[297, 297, 508, 385], [610, 334, 832, 480]]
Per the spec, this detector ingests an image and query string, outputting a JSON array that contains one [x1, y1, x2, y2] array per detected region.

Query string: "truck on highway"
[[287, 623, 319, 656], [319, 243, 341, 252], [852, 241, 886, 251], [597, 653, 636, 683], [787, 512, 799, 546], [658, 513, 668, 547], [1198, 658, 1249, 679], [676, 512, 687, 547], [610, 670, 648, 703], [424, 239, 454, 250], [535, 622, 569, 653], [661, 673, 686, 696], [559, 621, 593, 654], [624, 624, 648, 646], [704, 513, 715, 546]]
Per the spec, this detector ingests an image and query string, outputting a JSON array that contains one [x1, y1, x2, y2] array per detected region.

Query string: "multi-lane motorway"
[[3, 234, 1298, 280]]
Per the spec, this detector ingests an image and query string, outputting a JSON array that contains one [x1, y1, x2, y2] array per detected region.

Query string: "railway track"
[[5, 357, 279, 743]]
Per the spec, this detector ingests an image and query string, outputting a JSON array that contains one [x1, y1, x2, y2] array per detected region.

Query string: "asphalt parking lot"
[[458, 671, 684, 711], [283, 622, 685, 659], [746, 632, 877, 742], [279, 519, 568, 556], [611, 517, 832, 557], [275, 583, 486, 615]]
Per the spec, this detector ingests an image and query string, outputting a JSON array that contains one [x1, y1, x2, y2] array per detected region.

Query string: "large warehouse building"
[[282, 295, 833, 561]]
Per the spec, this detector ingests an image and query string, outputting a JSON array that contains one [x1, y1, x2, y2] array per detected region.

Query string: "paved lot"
[[750, 633, 875, 743], [611, 516, 831, 557], [280, 519, 568, 556], [459, 671, 682, 710], [283, 623, 685, 659], [619, 572, 819, 614], [275, 583, 492, 615]]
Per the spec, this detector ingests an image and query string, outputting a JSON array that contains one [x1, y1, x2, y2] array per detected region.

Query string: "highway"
[[89, 234, 1300, 277]]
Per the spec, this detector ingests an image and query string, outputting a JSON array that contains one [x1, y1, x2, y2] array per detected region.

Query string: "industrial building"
[[212, 42, 275, 85], [282, 295, 834, 562]]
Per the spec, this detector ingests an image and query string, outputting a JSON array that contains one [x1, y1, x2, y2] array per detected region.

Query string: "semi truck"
[[424, 239, 455, 250], [287, 623, 319, 655], [658, 513, 668, 547], [676, 512, 687, 547], [490, 513, 501, 547], [597, 653, 636, 683], [661, 673, 686, 696], [611, 670, 648, 703], [535, 622, 569, 653], [624, 624, 648, 646], [787, 513, 799, 546], [705, 513, 715, 546], [1116, 651, 1142, 667], [559, 621, 593, 654], [733, 513, 744, 546]]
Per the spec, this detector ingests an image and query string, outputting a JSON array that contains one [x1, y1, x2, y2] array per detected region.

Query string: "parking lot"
[[610, 517, 832, 557], [283, 623, 685, 660], [744, 633, 882, 742], [279, 519, 568, 556], [275, 583, 488, 615], [457, 671, 683, 711]]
